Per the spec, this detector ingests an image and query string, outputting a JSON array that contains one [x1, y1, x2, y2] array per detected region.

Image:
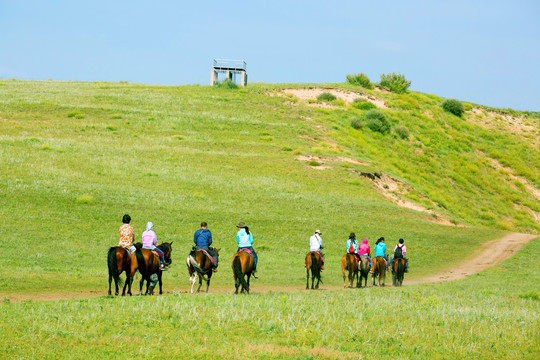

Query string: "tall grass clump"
[[346, 73, 373, 89], [365, 109, 391, 134], [380, 72, 411, 94], [214, 79, 238, 89], [394, 124, 410, 140], [317, 92, 337, 102], [351, 98, 377, 110], [350, 116, 363, 129], [441, 98, 465, 117]]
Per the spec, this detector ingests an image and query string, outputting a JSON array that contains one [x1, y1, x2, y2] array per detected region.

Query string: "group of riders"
[[308, 230, 409, 274], [117, 214, 407, 275]]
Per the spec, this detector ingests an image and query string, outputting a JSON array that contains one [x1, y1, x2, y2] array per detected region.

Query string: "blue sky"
[[1, 0, 539, 110]]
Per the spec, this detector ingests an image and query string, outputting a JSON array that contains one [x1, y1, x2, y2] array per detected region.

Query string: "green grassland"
[[0, 79, 538, 358]]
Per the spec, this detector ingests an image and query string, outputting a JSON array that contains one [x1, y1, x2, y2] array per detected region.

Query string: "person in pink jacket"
[[357, 238, 372, 271], [141, 222, 167, 270]]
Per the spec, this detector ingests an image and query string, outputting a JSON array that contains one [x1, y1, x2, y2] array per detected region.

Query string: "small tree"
[[380, 73, 411, 94], [441, 99, 464, 117], [365, 109, 391, 134], [346, 73, 373, 89]]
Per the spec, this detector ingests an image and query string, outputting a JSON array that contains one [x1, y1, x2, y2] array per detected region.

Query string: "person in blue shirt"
[[374, 237, 390, 270], [236, 221, 258, 272], [194, 222, 218, 271]]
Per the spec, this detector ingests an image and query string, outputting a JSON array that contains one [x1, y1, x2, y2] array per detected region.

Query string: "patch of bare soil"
[[408, 233, 538, 284], [278, 87, 387, 109], [296, 155, 371, 167], [467, 107, 540, 146], [356, 171, 459, 226]]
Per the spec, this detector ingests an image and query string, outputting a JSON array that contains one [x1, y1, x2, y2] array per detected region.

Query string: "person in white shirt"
[[309, 230, 324, 269]]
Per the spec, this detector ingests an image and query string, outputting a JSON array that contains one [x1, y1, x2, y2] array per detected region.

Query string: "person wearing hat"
[[236, 221, 258, 272], [142, 221, 167, 270], [309, 229, 324, 270]]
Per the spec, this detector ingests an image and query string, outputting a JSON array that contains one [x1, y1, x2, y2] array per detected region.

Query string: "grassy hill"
[[0, 79, 538, 294]]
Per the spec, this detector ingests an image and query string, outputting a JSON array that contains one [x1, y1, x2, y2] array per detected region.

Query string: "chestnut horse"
[[187, 248, 220, 294], [392, 258, 406, 286], [358, 257, 371, 288], [107, 246, 133, 296], [130, 242, 173, 295], [341, 254, 359, 288], [305, 251, 323, 290], [371, 256, 386, 287], [232, 250, 255, 294]]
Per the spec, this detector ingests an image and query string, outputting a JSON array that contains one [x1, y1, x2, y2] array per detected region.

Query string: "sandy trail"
[[2, 233, 537, 302]]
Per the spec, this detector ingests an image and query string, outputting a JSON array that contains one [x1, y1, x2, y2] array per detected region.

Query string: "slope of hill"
[[0, 79, 538, 293]]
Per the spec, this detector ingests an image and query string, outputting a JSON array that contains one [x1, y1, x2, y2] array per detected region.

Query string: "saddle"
[[195, 249, 214, 265], [121, 246, 134, 255], [239, 248, 255, 260]]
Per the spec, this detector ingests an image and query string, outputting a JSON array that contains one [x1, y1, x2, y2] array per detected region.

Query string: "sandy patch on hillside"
[[467, 107, 539, 146], [297, 155, 371, 166], [278, 87, 387, 109], [355, 171, 459, 226]]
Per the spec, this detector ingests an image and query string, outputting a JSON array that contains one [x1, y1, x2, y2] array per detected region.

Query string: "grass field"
[[0, 79, 538, 358]]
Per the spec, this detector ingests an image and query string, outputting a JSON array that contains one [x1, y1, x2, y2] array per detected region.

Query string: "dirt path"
[[2, 233, 537, 302]]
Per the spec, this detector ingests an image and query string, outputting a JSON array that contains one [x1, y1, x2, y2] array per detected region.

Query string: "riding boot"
[[160, 262, 168, 271]]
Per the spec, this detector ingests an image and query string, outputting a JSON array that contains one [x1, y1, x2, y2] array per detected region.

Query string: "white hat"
[[315, 229, 321, 234]]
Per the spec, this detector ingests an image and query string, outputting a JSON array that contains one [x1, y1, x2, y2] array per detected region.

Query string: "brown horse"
[[130, 242, 173, 295], [392, 258, 406, 286], [187, 248, 220, 294], [358, 257, 371, 288], [305, 251, 323, 290], [107, 246, 133, 296], [232, 250, 255, 294], [371, 256, 387, 286], [341, 254, 359, 288]]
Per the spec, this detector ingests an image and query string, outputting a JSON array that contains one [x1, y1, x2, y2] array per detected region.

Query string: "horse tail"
[[107, 247, 122, 285], [311, 252, 320, 279], [189, 254, 208, 281], [397, 258, 403, 276], [345, 254, 351, 272], [135, 247, 147, 279], [233, 256, 248, 290]]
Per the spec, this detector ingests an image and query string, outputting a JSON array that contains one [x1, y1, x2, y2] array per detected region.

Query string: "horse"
[[305, 251, 323, 290], [392, 258, 406, 286], [107, 246, 133, 296], [186, 248, 220, 294], [341, 253, 359, 288], [358, 256, 371, 288], [371, 256, 387, 287], [130, 242, 173, 295], [232, 250, 255, 294]]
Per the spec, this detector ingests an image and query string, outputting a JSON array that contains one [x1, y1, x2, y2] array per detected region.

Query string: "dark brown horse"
[[392, 258, 406, 286], [305, 251, 323, 290], [187, 248, 220, 294], [341, 254, 359, 288], [358, 257, 371, 288], [107, 246, 133, 296], [130, 242, 173, 295], [371, 256, 387, 287], [232, 250, 255, 294]]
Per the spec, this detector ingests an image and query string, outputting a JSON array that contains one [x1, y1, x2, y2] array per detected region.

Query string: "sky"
[[1, 0, 539, 111]]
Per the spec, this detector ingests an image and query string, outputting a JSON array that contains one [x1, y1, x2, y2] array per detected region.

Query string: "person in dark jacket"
[[194, 222, 218, 271]]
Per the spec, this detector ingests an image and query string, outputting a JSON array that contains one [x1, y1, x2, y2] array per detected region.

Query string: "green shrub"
[[380, 73, 411, 94], [365, 109, 391, 134], [214, 79, 238, 89], [351, 99, 377, 110], [394, 125, 410, 140], [350, 117, 363, 129], [346, 73, 373, 89], [317, 92, 337, 102], [442, 99, 465, 117]]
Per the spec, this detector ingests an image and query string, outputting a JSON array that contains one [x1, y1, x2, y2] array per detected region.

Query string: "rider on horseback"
[[309, 230, 324, 270], [358, 238, 373, 272], [236, 221, 258, 272], [346, 232, 360, 260], [194, 222, 219, 272], [118, 214, 136, 254], [142, 221, 168, 271], [374, 237, 390, 270], [392, 238, 409, 273]]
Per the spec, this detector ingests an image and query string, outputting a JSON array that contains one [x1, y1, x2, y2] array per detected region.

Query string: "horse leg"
[[108, 274, 113, 295], [315, 273, 320, 289], [158, 272, 163, 295], [311, 270, 315, 289], [206, 278, 211, 293], [306, 268, 310, 290], [234, 278, 240, 294], [139, 277, 145, 295], [196, 276, 203, 293], [246, 273, 251, 294]]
